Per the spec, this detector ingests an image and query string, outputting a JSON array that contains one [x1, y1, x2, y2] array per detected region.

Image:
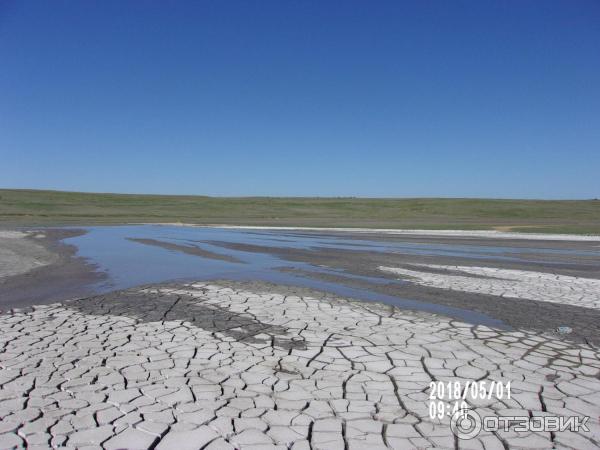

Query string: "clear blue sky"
[[1, 1, 599, 198]]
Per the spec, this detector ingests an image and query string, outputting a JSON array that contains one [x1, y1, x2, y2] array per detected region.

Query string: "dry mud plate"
[[1, 281, 599, 449]]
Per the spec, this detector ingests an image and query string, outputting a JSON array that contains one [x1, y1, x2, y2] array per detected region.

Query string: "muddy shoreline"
[[1, 226, 599, 345], [205, 238, 600, 278], [0, 229, 105, 310]]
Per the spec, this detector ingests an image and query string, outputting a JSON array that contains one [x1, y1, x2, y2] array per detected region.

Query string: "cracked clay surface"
[[1, 281, 599, 449], [379, 264, 600, 310]]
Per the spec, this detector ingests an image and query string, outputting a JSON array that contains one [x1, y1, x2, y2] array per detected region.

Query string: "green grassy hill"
[[1, 189, 599, 234]]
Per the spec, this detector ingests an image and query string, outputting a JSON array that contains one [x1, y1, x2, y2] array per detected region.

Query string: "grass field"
[[1, 189, 599, 234]]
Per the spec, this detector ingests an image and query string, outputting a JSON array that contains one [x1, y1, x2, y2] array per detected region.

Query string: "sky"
[[1, 1, 599, 198]]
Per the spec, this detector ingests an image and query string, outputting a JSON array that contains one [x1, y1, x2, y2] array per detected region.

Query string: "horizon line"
[[1, 187, 598, 202]]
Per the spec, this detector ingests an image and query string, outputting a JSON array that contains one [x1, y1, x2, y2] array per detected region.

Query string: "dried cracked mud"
[[1, 281, 599, 449], [379, 264, 600, 310]]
